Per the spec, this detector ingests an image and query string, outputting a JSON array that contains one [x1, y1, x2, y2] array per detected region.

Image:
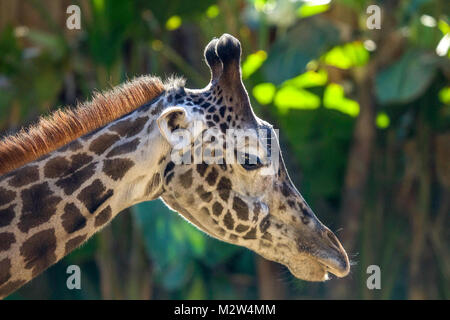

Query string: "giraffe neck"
[[0, 96, 169, 298]]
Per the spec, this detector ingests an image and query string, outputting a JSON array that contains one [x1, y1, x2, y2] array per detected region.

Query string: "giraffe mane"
[[0, 75, 165, 175]]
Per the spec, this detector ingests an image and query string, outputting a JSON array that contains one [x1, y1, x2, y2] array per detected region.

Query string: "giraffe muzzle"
[[313, 228, 350, 278]]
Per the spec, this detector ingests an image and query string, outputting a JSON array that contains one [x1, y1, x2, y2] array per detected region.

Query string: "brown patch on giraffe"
[[145, 172, 161, 197], [205, 167, 218, 186], [0, 187, 15, 206], [223, 211, 234, 230], [61, 203, 87, 234], [0, 232, 15, 252], [235, 224, 249, 233], [229, 234, 238, 241], [0, 204, 15, 227], [301, 216, 310, 225], [0, 258, 11, 286], [102, 158, 134, 181], [0, 279, 26, 298], [44, 153, 93, 178], [88, 133, 121, 155], [259, 215, 270, 233], [212, 202, 223, 216], [287, 200, 296, 209], [281, 182, 292, 197], [179, 168, 193, 188], [232, 196, 249, 221], [109, 116, 149, 138], [7, 165, 39, 188], [94, 206, 112, 227], [106, 138, 140, 157], [65, 234, 87, 256], [243, 227, 257, 240], [262, 232, 272, 241], [196, 185, 212, 203], [44, 156, 71, 178], [77, 179, 113, 214], [216, 227, 226, 236], [20, 228, 57, 277], [217, 177, 232, 202], [0, 76, 163, 176], [196, 163, 208, 177], [150, 100, 164, 115], [55, 162, 97, 195], [186, 194, 195, 205], [18, 182, 62, 233], [253, 202, 261, 222]]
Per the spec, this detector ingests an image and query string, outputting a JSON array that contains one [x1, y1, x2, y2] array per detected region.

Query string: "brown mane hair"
[[0, 75, 164, 175]]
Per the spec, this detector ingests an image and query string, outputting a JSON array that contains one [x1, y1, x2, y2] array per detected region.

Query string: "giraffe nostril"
[[325, 229, 341, 250]]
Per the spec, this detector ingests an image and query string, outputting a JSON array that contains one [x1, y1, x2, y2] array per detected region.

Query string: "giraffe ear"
[[157, 106, 190, 146]]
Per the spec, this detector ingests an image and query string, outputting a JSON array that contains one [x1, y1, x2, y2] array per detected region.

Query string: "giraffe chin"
[[288, 253, 350, 282], [287, 257, 331, 282]]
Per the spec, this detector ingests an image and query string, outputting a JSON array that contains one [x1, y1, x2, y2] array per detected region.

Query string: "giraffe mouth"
[[316, 257, 350, 279]]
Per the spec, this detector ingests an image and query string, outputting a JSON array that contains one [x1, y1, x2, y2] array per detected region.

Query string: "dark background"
[[0, 0, 448, 299]]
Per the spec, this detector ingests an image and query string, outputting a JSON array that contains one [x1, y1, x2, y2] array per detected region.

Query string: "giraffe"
[[0, 34, 349, 299]]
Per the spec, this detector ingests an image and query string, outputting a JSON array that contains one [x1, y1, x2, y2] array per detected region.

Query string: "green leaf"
[[262, 18, 339, 85], [375, 49, 437, 105]]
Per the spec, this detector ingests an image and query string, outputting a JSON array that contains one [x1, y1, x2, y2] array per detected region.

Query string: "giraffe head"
[[156, 34, 349, 281]]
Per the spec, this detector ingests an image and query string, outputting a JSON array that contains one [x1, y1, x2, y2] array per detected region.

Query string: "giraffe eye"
[[240, 154, 264, 171]]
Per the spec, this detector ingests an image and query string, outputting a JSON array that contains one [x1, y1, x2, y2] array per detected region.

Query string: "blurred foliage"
[[0, 0, 449, 299]]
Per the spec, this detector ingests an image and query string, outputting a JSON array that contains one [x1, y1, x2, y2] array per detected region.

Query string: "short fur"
[[0, 76, 164, 175]]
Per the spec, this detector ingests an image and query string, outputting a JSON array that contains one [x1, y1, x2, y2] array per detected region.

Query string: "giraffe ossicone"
[[0, 34, 349, 298]]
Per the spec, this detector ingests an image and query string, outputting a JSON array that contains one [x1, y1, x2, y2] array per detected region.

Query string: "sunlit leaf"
[[322, 41, 369, 69], [166, 15, 182, 31], [324, 83, 359, 117], [252, 83, 276, 105], [274, 86, 320, 112], [376, 112, 390, 129], [242, 50, 267, 79], [284, 69, 328, 88], [297, 3, 330, 18], [438, 19, 450, 35], [439, 87, 450, 104], [206, 5, 220, 18]]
